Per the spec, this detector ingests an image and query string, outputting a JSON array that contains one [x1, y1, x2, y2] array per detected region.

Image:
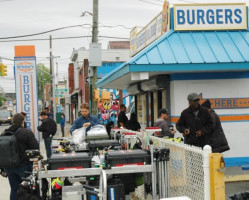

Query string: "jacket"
[[154, 118, 172, 138], [70, 115, 100, 134], [5, 125, 39, 165], [37, 118, 57, 138], [209, 110, 230, 153], [60, 118, 65, 127], [176, 105, 213, 148]]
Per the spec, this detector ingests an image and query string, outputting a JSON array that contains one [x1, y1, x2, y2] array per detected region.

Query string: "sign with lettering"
[[55, 88, 68, 97], [174, 3, 247, 31], [199, 93, 249, 109], [14, 46, 39, 140], [130, 1, 170, 56]]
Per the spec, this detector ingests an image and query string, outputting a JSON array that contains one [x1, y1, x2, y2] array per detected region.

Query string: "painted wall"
[[170, 72, 249, 166], [96, 89, 133, 125]]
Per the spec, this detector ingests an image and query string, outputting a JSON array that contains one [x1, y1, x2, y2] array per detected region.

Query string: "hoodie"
[[154, 118, 172, 138]]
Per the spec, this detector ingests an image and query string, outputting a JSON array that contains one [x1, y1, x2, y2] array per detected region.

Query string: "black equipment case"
[[87, 140, 121, 152], [48, 152, 91, 170], [105, 149, 151, 167]]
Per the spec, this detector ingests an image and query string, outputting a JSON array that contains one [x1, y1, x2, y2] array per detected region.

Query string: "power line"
[[136, 0, 162, 6], [0, 35, 129, 43], [0, 24, 92, 40]]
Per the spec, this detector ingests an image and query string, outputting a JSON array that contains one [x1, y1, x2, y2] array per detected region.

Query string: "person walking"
[[70, 103, 100, 134], [60, 113, 65, 137], [126, 112, 141, 132], [37, 111, 57, 158], [118, 104, 128, 128], [176, 92, 213, 148], [2, 113, 39, 200], [201, 99, 230, 153], [44, 107, 54, 119], [154, 108, 176, 138]]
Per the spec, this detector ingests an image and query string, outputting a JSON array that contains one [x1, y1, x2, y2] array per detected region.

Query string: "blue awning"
[[97, 29, 249, 89]]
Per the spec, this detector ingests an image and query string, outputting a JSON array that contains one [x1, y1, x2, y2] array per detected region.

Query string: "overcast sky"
[[0, 0, 248, 80]]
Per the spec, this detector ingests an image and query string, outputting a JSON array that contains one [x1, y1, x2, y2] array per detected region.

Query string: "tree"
[[36, 63, 51, 102]]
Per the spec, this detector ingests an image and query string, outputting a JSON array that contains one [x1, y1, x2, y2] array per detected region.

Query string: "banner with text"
[[130, 0, 170, 57], [14, 46, 39, 140]]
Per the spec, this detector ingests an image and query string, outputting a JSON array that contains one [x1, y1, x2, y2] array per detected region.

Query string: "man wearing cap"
[[176, 92, 213, 148], [154, 108, 176, 138]]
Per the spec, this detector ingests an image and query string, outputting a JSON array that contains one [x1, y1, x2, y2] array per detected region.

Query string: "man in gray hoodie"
[[154, 108, 176, 138]]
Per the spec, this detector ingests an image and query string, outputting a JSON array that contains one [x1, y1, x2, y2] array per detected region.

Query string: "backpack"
[[0, 127, 22, 168], [48, 119, 57, 136]]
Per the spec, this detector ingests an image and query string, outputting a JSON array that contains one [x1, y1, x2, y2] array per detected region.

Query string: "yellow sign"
[[0, 63, 7, 76], [162, 0, 170, 33]]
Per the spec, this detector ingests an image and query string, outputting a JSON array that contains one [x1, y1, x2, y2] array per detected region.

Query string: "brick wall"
[[84, 59, 90, 103], [68, 63, 74, 94]]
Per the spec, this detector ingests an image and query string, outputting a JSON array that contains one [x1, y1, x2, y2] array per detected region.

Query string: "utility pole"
[[49, 35, 53, 110], [91, 0, 98, 115], [49, 35, 60, 120]]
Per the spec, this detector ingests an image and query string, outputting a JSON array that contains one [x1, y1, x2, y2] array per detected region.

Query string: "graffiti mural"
[[96, 89, 131, 125]]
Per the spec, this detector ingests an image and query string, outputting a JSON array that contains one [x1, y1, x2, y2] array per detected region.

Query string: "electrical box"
[[89, 43, 102, 67]]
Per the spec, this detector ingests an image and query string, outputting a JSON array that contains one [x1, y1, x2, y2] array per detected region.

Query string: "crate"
[[48, 152, 91, 170], [105, 150, 151, 167]]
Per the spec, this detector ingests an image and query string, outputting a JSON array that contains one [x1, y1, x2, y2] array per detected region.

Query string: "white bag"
[[72, 127, 86, 145]]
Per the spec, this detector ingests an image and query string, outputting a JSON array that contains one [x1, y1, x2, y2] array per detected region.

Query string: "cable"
[[136, 0, 162, 6], [0, 24, 92, 40], [0, 35, 129, 43]]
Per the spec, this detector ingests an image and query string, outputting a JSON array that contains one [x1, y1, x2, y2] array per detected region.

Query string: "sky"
[[0, 0, 248, 81]]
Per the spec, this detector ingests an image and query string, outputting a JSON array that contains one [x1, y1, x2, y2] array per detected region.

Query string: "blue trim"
[[170, 71, 249, 81], [129, 62, 249, 72], [170, 7, 174, 31], [97, 65, 130, 88], [225, 157, 249, 167]]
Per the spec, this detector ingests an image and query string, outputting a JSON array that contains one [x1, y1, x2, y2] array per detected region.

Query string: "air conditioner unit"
[[141, 79, 157, 91], [127, 84, 140, 95], [141, 75, 169, 91]]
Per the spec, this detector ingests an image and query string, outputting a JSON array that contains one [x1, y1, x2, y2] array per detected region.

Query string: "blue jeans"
[[6, 164, 32, 200], [44, 136, 53, 158]]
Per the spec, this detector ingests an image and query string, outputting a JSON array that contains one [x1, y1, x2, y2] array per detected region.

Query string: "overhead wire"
[[0, 35, 129, 43]]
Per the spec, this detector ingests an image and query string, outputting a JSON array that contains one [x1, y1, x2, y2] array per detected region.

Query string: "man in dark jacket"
[[176, 93, 213, 148], [44, 107, 54, 119], [118, 104, 128, 128], [201, 99, 230, 153], [3, 113, 39, 200], [37, 112, 57, 158]]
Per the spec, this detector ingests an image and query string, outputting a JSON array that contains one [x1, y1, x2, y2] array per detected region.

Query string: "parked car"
[[0, 110, 12, 125]]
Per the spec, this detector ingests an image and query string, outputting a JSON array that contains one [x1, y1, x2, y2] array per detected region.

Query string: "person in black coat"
[[2, 113, 39, 200], [118, 104, 128, 128], [176, 92, 213, 148], [37, 112, 57, 158], [201, 99, 230, 153], [126, 112, 141, 132]]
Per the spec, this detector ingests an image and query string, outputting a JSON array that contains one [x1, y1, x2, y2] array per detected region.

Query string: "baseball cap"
[[187, 93, 200, 101]]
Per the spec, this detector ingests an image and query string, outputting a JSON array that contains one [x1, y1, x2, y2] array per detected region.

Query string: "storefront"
[[97, 3, 249, 166]]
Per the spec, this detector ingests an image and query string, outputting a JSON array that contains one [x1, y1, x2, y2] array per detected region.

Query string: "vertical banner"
[[14, 46, 39, 141], [162, 0, 170, 33]]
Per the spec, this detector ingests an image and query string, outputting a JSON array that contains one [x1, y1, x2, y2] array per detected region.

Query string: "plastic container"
[[105, 149, 151, 167], [48, 152, 91, 170]]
